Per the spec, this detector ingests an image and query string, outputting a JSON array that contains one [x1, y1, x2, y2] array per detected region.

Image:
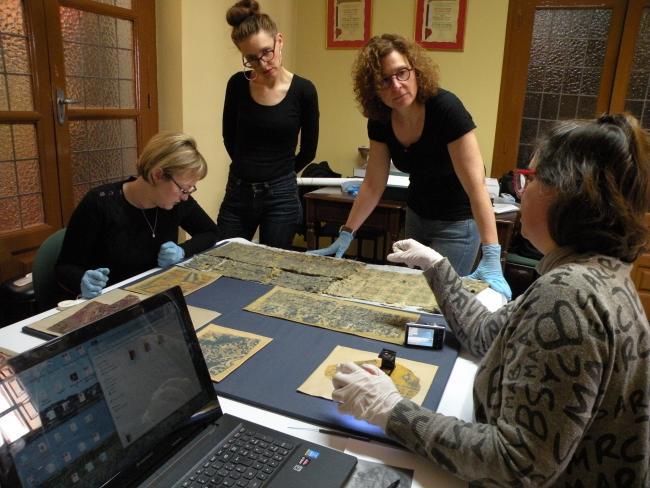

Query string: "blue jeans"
[[405, 207, 480, 275], [216, 172, 302, 250]]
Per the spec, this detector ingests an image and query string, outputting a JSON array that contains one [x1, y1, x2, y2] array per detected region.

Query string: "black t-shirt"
[[56, 178, 219, 296], [222, 72, 319, 182], [368, 89, 476, 220]]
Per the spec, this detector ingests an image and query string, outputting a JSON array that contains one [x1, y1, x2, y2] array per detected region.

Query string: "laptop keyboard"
[[178, 425, 295, 488]]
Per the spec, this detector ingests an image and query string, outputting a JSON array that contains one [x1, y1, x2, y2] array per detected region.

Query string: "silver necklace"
[[141, 208, 158, 238]]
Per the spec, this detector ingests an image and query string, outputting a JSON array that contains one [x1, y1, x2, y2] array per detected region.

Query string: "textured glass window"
[[0, 0, 33, 112], [517, 8, 612, 167], [69, 119, 137, 205], [0, 124, 44, 234], [624, 7, 650, 130], [61, 7, 135, 109]]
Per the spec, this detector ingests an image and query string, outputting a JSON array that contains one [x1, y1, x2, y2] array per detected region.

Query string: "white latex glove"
[[386, 239, 443, 270], [331, 362, 403, 431]]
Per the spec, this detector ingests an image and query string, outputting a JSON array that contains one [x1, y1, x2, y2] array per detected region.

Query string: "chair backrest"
[[32, 228, 66, 312]]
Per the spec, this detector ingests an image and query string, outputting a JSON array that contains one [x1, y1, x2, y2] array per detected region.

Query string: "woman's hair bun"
[[226, 0, 260, 27]]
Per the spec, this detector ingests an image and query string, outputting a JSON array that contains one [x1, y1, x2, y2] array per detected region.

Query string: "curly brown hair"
[[534, 113, 650, 262], [352, 34, 439, 121], [226, 0, 277, 45]]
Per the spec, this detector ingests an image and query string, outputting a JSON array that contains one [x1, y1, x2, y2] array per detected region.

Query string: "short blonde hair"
[[136, 132, 207, 182]]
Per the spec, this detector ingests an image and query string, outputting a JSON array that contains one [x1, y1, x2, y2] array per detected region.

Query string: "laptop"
[[0, 286, 357, 488]]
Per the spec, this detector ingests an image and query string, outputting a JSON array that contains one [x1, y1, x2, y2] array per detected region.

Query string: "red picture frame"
[[327, 0, 372, 49], [415, 0, 467, 51]]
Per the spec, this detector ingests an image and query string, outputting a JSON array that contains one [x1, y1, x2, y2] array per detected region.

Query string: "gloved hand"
[[158, 241, 185, 267], [466, 243, 512, 300], [80, 268, 110, 299], [331, 362, 403, 431], [306, 230, 354, 259], [386, 239, 443, 270]]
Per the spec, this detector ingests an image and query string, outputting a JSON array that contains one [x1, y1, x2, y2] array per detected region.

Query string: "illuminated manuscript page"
[[298, 345, 437, 406], [124, 266, 220, 296], [197, 324, 272, 382], [245, 287, 419, 345]]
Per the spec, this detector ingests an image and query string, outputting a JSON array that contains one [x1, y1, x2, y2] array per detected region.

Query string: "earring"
[[244, 69, 257, 81]]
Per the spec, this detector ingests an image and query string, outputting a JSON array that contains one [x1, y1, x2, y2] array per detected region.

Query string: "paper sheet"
[[298, 345, 437, 406], [197, 324, 272, 382], [124, 266, 220, 296], [246, 287, 419, 345]]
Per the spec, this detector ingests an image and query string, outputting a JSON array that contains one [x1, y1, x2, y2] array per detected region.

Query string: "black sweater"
[[56, 179, 218, 296], [222, 72, 319, 182]]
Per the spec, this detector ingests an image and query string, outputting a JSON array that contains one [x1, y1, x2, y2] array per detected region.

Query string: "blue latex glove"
[[158, 241, 185, 267], [466, 244, 512, 300], [306, 230, 354, 259], [80, 268, 110, 299]]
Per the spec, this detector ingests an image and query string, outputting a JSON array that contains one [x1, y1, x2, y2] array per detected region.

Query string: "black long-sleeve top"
[[56, 178, 219, 296], [222, 71, 319, 182]]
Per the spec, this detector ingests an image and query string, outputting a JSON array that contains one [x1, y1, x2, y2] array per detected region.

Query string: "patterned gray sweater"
[[386, 248, 650, 487]]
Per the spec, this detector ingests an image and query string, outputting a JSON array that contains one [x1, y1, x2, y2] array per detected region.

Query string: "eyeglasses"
[[242, 38, 276, 68], [512, 168, 536, 198], [169, 175, 197, 195], [380, 67, 414, 89]]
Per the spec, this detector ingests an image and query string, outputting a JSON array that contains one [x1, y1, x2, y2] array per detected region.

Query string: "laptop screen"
[[0, 287, 216, 488]]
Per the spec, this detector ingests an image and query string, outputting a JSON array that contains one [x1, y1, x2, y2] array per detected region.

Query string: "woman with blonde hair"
[[57, 132, 218, 299], [216, 0, 319, 249]]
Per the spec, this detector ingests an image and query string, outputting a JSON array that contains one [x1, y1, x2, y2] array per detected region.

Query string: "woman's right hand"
[[306, 230, 354, 258], [387, 239, 443, 270]]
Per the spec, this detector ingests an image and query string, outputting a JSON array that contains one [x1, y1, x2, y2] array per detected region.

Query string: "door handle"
[[55, 88, 80, 124]]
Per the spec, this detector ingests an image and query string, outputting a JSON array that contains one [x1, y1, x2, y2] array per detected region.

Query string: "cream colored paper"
[[245, 287, 419, 345], [24, 288, 218, 337], [25, 288, 142, 336], [197, 324, 272, 382], [298, 345, 437, 406], [124, 266, 220, 296]]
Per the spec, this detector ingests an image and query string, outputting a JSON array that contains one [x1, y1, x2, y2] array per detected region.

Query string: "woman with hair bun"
[[216, 0, 319, 249]]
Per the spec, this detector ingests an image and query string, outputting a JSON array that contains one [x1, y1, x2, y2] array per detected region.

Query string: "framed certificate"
[[415, 0, 467, 51], [327, 0, 372, 48]]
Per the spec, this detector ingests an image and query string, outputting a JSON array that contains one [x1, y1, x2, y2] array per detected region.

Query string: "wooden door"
[[0, 0, 157, 283]]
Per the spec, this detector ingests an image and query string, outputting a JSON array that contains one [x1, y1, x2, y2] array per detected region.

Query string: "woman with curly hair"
[[216, 0, 319, 249], [333, 113, 650, 485], [310, 34, 510, 299]]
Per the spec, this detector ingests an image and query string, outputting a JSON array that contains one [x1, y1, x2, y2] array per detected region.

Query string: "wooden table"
[[304, 187, 520, 267], [304, 187, 406, 262]]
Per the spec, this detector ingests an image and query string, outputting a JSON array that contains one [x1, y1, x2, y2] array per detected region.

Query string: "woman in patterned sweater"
[[332, 113, 650, 486]]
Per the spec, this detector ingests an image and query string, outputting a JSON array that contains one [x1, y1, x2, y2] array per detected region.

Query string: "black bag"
[[301, 161, 341, 178]]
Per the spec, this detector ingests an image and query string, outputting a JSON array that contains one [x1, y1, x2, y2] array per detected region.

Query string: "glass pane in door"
[[0, 124, 44, 234], [624, 7, 650, 129], [1, 0, 33, 111], [68, 119, 137, 206], [517, 8, 612, 167], [60, 6, 134, 109]]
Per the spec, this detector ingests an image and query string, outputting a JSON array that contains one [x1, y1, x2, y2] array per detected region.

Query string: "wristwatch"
[[339, 225, 355, 236]]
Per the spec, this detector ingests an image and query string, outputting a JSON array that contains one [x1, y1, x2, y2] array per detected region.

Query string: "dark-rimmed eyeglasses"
[[169, 175, 197, 195], [380, 67, 414, 88], [242, 38, 276, 68], [512, 168, 536, 198]]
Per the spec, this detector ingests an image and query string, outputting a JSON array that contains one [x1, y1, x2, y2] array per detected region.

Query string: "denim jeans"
[[216, 172, 302, 250], [405, 207, 480, 275]]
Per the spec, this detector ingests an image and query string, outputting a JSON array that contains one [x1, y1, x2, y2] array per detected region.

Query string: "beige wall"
[[156, 0, 298, 218], [296, 0, 509, 175], [156, 0, 509, 216]]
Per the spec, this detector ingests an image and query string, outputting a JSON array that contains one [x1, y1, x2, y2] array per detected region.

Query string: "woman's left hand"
[[158, 241, 185, 267], [331, 362, 403, 430], [466, 243, 512, 300]]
